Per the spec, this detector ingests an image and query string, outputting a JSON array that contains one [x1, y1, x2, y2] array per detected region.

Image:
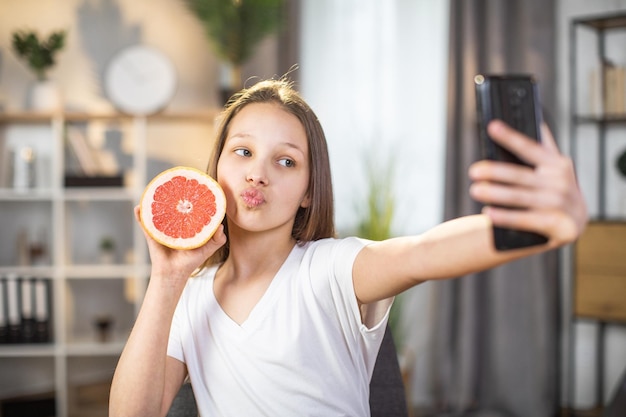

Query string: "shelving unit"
[[569, 12, 626, 415], [0, 110, 217, 416]]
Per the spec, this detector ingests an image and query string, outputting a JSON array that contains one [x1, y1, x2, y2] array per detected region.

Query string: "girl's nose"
[[246, 165, 268, 186]]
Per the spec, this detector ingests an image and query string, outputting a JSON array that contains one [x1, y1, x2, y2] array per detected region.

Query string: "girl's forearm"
[[109, 279, 184, 417]]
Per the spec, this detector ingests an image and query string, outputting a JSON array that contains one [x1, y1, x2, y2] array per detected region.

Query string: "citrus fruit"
[[139, 166, 226, 250]]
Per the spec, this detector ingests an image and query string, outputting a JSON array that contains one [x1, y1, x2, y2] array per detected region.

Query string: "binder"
[[20, 277, 37, 343], [0, 275, 53, 344], [0, 277, 7, 343], [34, 277, 52, 343], [6, 275, 21, 343]]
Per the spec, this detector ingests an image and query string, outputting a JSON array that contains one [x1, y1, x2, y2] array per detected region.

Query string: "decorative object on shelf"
[[601, 60, 626, 116], [93, 315, 114, 343], [617, 148, 626, 179], [15, 227, 48, 266], [104, 45, 177, 116], [183, 0, 285, 103], [98, 236, 115, 264], [63, 124, 125, 186], [616, 148, 626, 215], [28, 227, 48, 266], [65, 126, 101, 176], [9, 145, 37, 190], [11, 29, 66, 111]]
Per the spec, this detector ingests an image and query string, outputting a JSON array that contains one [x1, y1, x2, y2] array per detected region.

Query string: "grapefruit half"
[[139, 166, 226, 250]]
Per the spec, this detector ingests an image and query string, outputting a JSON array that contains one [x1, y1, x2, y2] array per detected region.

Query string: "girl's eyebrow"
[[279, 141, 309, 161]]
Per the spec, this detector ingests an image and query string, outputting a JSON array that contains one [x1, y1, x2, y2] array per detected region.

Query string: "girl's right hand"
[[134, 205, 227, 287]]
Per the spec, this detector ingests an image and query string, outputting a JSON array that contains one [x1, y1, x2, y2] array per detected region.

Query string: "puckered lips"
[[241, 188, 265, 208]]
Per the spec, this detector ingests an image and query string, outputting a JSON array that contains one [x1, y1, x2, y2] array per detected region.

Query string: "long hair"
[[204, 78, 335, 266]]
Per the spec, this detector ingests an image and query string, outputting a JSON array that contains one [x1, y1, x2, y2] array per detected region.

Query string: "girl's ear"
[[301, 193, 311, 208]]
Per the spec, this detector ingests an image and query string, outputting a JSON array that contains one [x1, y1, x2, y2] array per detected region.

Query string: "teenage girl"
[[110, 79, 587, 417]]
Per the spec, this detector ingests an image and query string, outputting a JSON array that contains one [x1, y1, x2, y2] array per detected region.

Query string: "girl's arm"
[[353, 120, 588, 305], [109, 207, 227, 417]]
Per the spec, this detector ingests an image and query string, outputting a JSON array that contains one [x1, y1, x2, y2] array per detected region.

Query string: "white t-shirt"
[[167, 237, 392, 417]]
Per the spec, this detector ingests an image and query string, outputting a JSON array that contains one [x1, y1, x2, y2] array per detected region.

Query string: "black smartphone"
[[474, 74, 548, 251]]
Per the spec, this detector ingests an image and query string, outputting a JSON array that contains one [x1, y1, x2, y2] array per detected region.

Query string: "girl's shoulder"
[[299, 236, 372, 263], [304, 236, 371, 250]]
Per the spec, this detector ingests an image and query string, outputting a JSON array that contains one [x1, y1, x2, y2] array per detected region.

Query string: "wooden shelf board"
[[0, 109, 220, 124]]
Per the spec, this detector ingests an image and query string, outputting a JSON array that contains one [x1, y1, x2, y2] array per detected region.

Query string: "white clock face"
[[105, 45, 177, 115]]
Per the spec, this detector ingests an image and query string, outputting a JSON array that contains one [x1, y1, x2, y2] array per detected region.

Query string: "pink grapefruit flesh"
[[139, 166, 226, 250]]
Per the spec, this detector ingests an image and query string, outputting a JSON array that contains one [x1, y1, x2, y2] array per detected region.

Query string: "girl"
[[110, 79, 587, 417]]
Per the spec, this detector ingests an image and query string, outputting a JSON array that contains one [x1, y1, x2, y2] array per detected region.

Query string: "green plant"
[[356, 155, 395, 241], [354, 154, 405, 348], [184, 0, 285, 89], [12, 29, 66, 81], [99, 236, 115, 252]]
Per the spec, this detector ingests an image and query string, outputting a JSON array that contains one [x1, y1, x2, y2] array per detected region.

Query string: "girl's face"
[[217, 102, 311, 237]]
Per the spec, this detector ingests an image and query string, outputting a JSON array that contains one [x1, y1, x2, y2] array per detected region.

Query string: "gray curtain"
[[430, 1, 559, 416]]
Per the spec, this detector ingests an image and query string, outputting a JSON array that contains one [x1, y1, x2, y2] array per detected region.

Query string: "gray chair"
[[167, 324, 408, 417]]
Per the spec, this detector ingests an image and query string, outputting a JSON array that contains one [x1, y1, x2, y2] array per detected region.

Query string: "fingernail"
[[489, 120, 504, 133]]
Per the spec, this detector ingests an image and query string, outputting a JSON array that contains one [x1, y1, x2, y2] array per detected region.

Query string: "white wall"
[[0, 0, 211, 112], [557, 0, 626, 409]]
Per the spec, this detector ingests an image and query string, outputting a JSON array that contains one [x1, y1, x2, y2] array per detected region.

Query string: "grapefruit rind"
[[139, 166, 226, 250]]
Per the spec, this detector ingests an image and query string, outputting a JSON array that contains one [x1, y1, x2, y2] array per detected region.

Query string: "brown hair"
[[204, 78, 335, 266]]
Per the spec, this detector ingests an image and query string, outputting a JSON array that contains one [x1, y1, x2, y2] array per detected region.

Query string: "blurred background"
[[0, 0, 625, 416]]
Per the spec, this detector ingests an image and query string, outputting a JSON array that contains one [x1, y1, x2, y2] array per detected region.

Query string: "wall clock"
[[105, 45, 177, 115]]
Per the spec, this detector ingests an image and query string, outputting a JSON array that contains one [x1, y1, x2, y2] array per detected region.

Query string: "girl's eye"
[[278, 158, 295, 168], [234, 149, 251, 157]]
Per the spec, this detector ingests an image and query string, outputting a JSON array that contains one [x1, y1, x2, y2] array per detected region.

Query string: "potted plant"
[[99, 236, 116, 264], [354, 154, 404, 342], [11, 29, 66, 111], [353, 153, 414, 387], [183, 0, 285, 103]]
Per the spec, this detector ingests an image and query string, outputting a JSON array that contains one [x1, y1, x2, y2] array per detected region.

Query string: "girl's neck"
[[222, 227, 296, 283]]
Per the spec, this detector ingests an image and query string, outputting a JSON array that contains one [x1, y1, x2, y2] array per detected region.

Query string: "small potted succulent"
[[99, 236, 116, 264], [11, 29, 66, 111]]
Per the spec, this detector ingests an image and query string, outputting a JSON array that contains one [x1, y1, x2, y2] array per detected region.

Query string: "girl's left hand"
[[468, 120, 588, 249]]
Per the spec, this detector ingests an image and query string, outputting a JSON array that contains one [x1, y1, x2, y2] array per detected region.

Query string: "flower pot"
[[29, 80, 63, 112], [218, 61, 242, 104]]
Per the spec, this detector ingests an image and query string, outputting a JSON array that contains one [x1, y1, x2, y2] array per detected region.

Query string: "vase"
[[218, 61, 242, 105], [29, 79, 63, 112]]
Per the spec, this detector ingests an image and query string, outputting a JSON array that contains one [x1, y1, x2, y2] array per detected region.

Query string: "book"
[[602, 61, 626, 115], [66, 127, 101, 176]]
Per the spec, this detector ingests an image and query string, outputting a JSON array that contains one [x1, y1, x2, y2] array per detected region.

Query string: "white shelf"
[[63, 187, 136, 202], [0, 344, 56, 357], [65, 341, 126, 357], [0, 265, 55, 276], [0, 188, 55, 200], [0, 110, 217, 415], [64, 264, 149, 279]]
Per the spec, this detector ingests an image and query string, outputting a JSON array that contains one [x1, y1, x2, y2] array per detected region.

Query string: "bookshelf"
[[569, 11, 626, 415], [0, 110, 218, 417]]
